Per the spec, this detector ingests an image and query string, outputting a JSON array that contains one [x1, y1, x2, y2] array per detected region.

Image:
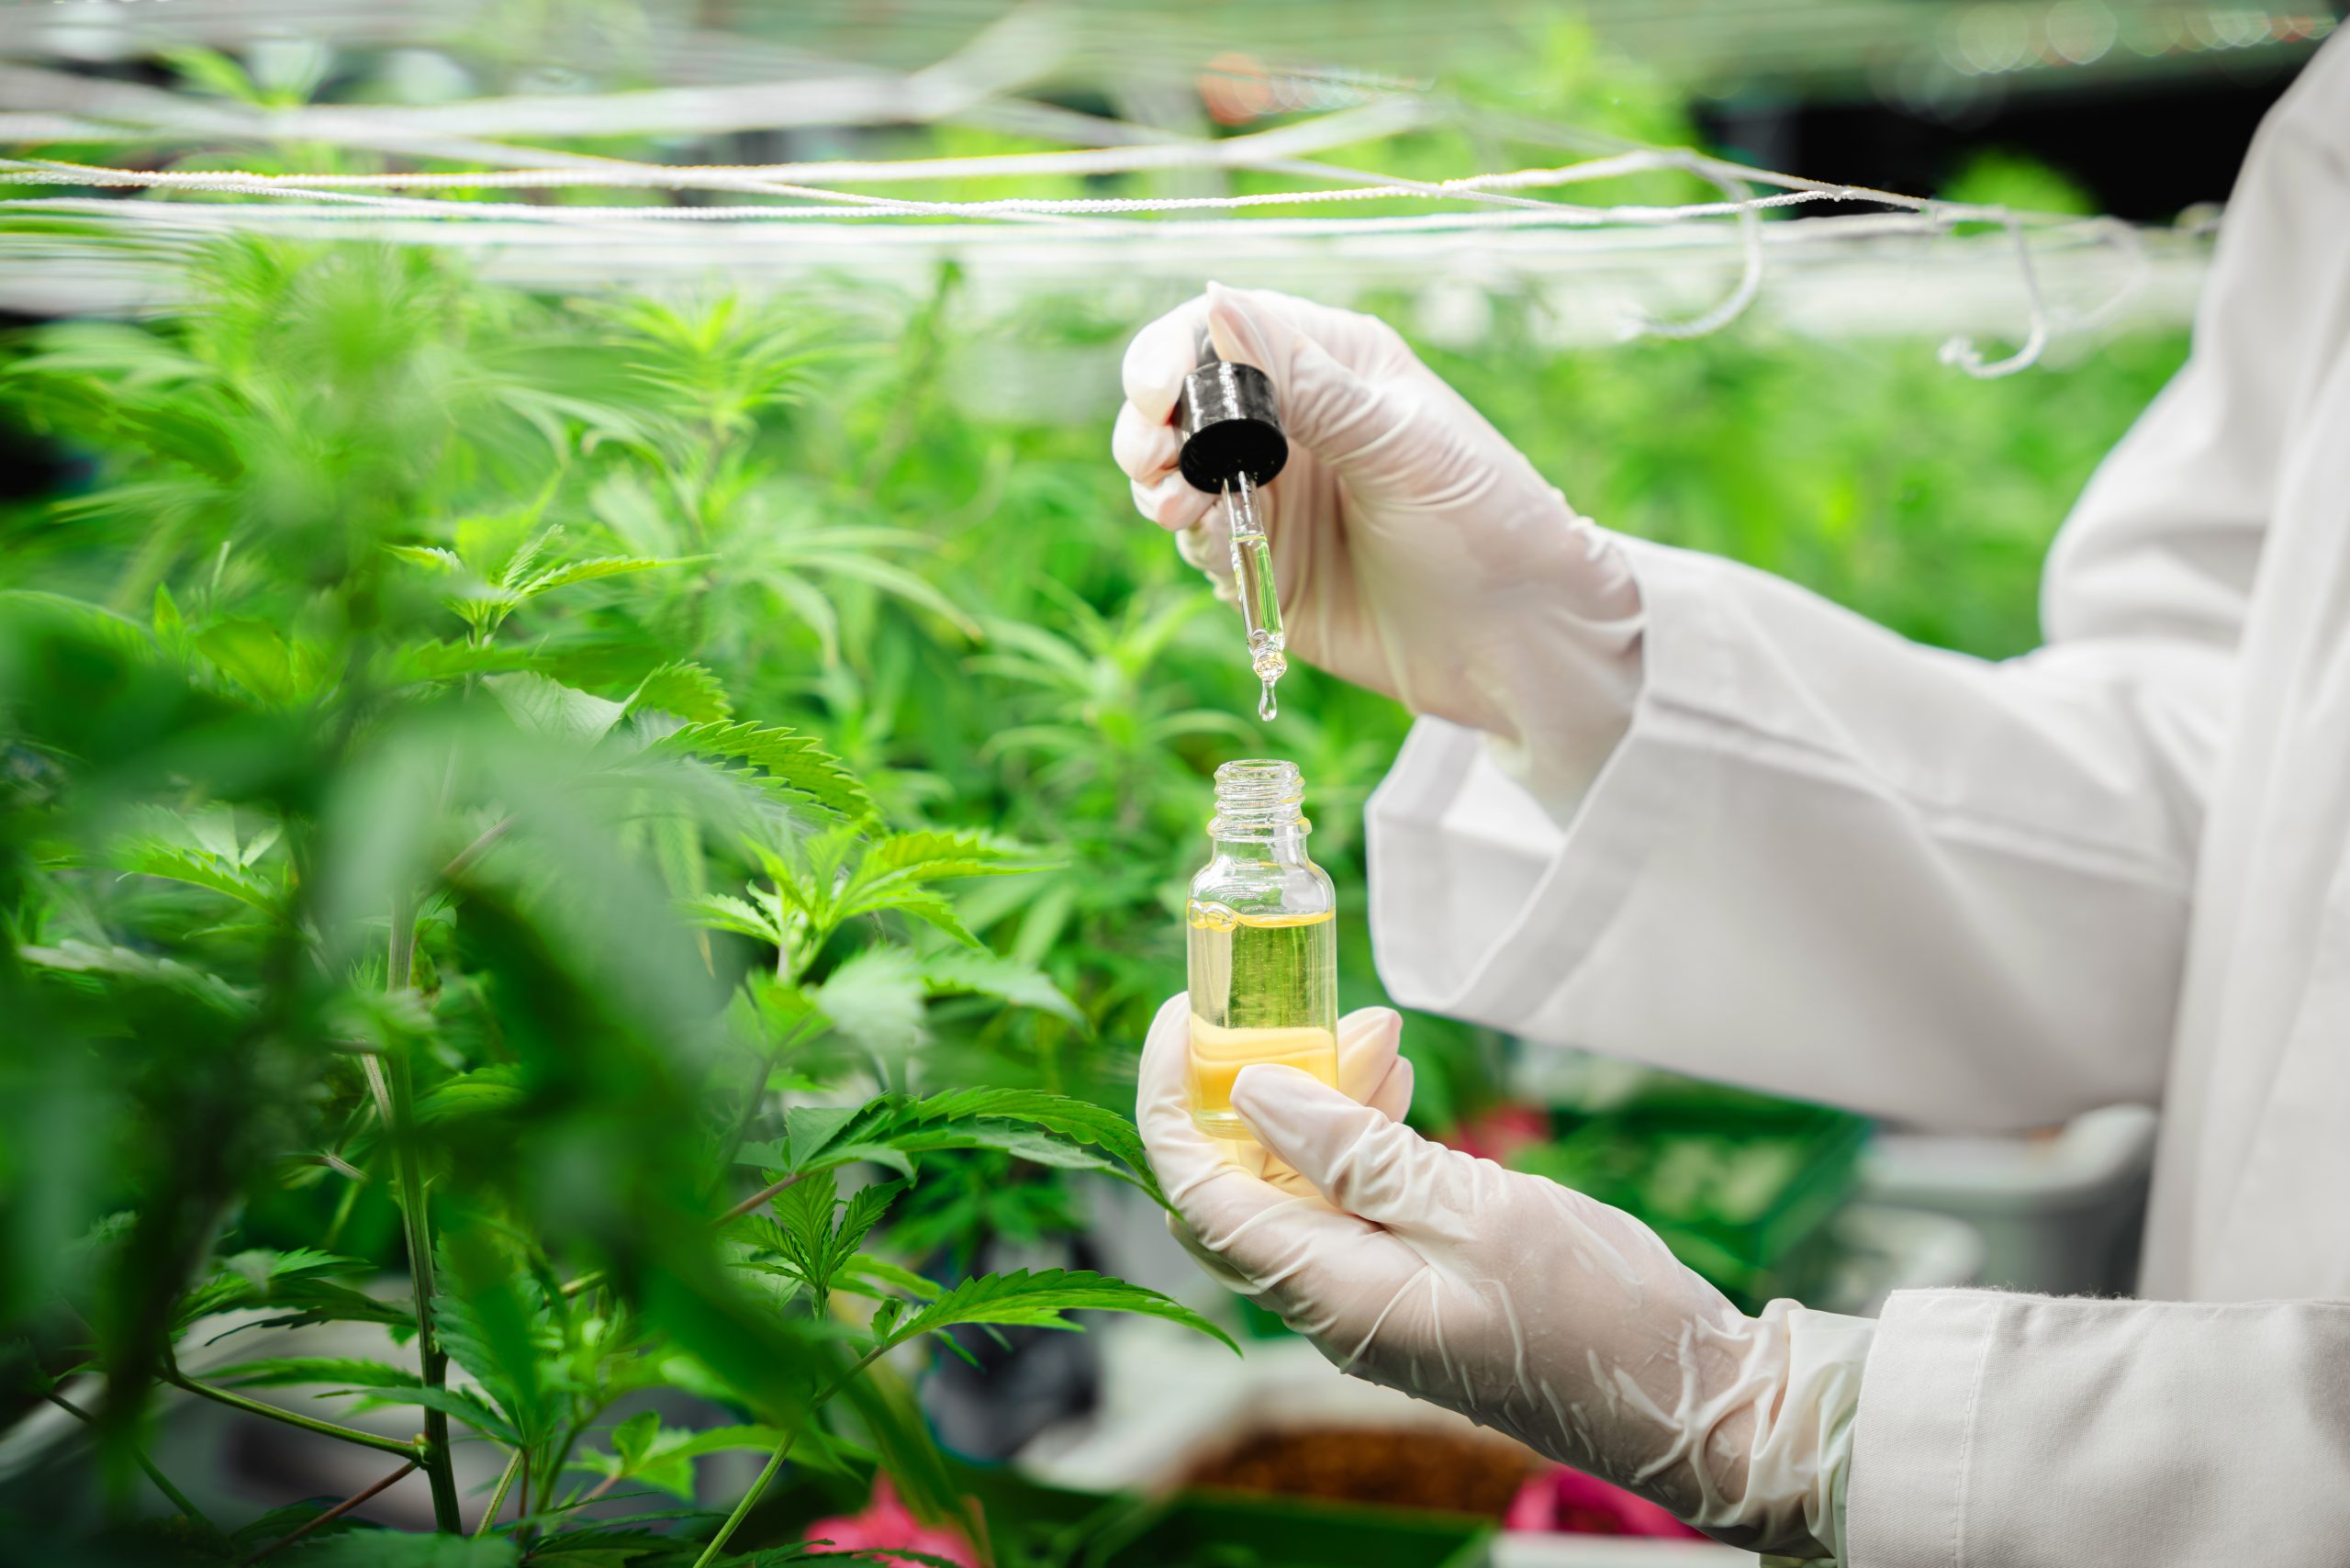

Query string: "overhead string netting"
[[1, 0, 2325, 373]]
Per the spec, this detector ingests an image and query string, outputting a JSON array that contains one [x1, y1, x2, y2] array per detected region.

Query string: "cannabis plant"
[[0, 241, 1226, 1565]]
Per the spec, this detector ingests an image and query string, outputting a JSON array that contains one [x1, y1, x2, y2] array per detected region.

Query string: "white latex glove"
[[1138, 994, 1871, 1562], [1113, 284, 1644, 795]]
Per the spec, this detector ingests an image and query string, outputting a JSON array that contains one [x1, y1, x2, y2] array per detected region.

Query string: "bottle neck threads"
[[1210, 759, 1309, 846]]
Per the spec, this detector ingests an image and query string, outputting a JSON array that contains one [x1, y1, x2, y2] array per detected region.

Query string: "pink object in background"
[[1505, 1466, 1706, 1539], [1440, 1103, 1550, 1166], [803, 1476, 979, 1565]]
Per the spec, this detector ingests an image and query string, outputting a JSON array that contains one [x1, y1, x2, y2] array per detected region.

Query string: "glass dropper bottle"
[[1185, 759, 1340, 1140], [1174, 330, 1291, 721]]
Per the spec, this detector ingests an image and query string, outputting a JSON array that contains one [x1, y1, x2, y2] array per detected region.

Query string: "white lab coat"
[[1365, 33, 2350, 1567]]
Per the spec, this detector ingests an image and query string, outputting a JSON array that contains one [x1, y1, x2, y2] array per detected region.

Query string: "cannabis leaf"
[[742, 1170, 908, 1319], [21, 940, 254, 1017], [653, 722, 873, 820], [389, 520, 677, 639], [744, 1087, 1162, 1203], [172, 1249, 413, 1332], [105, 804, 290, 922], [208, 1357, 424, 1393], [628, 660, 733, 723], [568, 1411, 791, 1503], [918, 950, 1081, 1025], [487, 672, 628, 743], [878, 1270, 1233, 1354], [812, 947, 926, 1056]]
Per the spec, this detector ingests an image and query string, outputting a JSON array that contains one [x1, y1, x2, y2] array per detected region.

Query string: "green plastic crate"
[[1510, 1090, 1870, 1310]]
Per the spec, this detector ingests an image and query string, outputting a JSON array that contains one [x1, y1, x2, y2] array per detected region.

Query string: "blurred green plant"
[[0, 240, 1230, 1565]]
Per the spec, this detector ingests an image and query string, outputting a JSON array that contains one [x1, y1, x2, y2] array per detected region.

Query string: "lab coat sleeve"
[[1846, 1291, 2350, 1565], [1368, 34, 2350, 1132]]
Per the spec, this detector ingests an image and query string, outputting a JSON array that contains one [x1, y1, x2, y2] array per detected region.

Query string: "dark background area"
[[1707, 64, 2300, 219]]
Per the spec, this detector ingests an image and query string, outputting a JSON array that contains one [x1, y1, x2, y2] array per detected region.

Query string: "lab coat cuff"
[[1365, 536, 1734, 1028], [1842, 1290, 1997, 1568]]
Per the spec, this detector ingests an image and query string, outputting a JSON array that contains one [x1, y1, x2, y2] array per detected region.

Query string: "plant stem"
[[442, 815, 514, 882], [690, 1337, 894, 1568], [714, 1170, 805, 1227], [474, 1447, 524, 1539], [689, 1432, 797, 1568], [241, 1459, 419, 1564], [44, 1392, 225, 1546], [378, 1056, 460, 1532], [162, 1372, 422, 1460], [369, 900, 464, 1535], [386, 888, 418, 1002]]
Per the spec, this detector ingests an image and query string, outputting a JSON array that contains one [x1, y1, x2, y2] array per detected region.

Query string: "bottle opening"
[[1211, 758, 1307, 835]]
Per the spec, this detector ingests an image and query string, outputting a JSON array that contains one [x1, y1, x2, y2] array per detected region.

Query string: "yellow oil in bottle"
[[1186, 901, 1338, 1139]]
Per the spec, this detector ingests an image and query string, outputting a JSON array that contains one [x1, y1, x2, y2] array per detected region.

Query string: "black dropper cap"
[[1175, 326, 1287, 493]]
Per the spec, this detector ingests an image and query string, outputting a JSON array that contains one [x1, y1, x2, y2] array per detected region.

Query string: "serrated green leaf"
[[677, 892, 784, 945], [839, 1255, 939, 1301], [889, 1125, 1129, 1181], [227, 1498, 369, 1552], [341, 1383, 520, 1443], [772, 1168, 837, 1271], [627, 660, 733, 722], [434, 1235, 562, 1445], [23, 940, 253, 1018], [387, 543, 466, 574], [173, 1249, 409, 1331], [811, 1143, 917, 1182], [574, 1411, 704, 1502], [920, 950, 1081, 1025], [813, 947, 926, 1056], [517, 554, 676, 597], [883, 1270, 1233, 1353], [888, 1089, 1151, 1185], [783, 1105, 864, 1170], [209, 1356, 422, 1392], [831, 1182, 900, 1269], [653, 722, 872, 820], [487, 671, 628, 742], [491, 522, 560, 589], [381, 639, 547, 685], [115, 839, 285, 911]]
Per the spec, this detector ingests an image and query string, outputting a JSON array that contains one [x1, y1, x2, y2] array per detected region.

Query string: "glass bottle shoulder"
[[1187, 847, 1335, 922]]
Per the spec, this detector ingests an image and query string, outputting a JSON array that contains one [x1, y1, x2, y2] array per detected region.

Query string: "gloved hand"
[[1114, 285, 1644, 794], [1137, 993, 1869, 1562]]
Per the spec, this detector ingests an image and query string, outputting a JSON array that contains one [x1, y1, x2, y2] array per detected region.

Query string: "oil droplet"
[[1257, 678, 1279, 722]]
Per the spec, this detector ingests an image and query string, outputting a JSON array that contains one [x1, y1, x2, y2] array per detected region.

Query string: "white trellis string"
[[1939, 214, 2052, 379], [0, 70, 2188, 372]]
